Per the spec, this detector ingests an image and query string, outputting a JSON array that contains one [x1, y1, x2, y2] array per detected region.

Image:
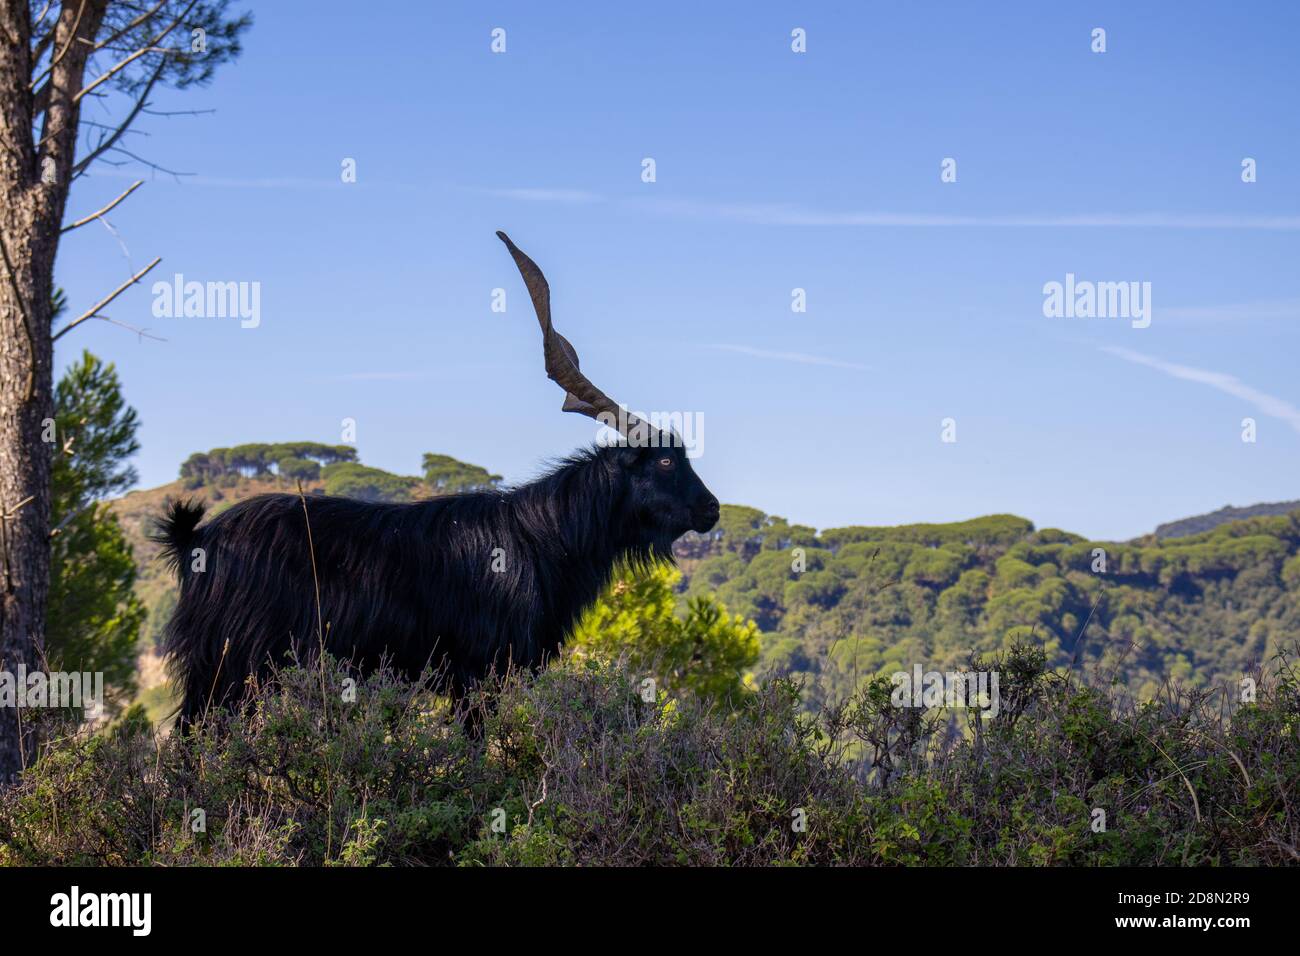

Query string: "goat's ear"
[[611, 445, 645, 469]]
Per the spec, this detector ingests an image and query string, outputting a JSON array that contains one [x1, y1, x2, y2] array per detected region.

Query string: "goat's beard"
[[634, 506, 688, 562], [645, 529, 681, 563]]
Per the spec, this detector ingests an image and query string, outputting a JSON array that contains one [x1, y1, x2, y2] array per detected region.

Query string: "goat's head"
[[498, 231, 721, 546], [613, 441, 719, 541]]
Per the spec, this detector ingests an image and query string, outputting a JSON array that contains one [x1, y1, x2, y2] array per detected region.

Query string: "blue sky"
[[56, 0, 1299, 540]]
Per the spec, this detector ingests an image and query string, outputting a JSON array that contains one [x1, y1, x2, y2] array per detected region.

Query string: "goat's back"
[[161, 491, 552, 724]]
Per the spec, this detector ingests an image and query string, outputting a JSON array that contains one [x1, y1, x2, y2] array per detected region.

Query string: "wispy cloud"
[[182, 176, 341, 189], [485, 187, 603, 203], [88, 169, 340, 189], [708, 343, 869, 371], [326, 371, 425, 382], [1103, 346, 1300, 434], [1160, 299, 1300, 323], [633, 198, 1300, 230], [83, 169, 1300, 232], [484, 187, 1300, 230]]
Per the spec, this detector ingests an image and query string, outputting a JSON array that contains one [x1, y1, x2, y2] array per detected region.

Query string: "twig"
[[50, 499, 98, 538], [30, 2, 55, 62], [97, 145, 191, 181], [201, 639, 231, 723], [0, 497, 36, 596], [1133, 726, 1203, 823], [527, 772, 549, 827], [1185, 724, 1252, 790], [28, 0, 89, 92], [296, 478, 337, 858], [95, 214, 135, 267], [296, 480, 331, 725], [78, 313, 167, 343], [62, 179, 143, 232], [52, 255, 162, 341], [1068, 587, 1106, 677], [2, 496, 35, 520], [296, 480, 326, 651], [89, 0, 168, 55], [32, 2, 54, 35], [72, 0, 194, 107], [71, 61, 168, 178], [75, 45, 166, 104], [141, 106, 216, 118], [78, 119, 150, 137]]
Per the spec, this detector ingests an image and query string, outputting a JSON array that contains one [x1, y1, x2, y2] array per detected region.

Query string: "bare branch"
[[100, 144, 191, 179], [70, 58, 165, 177], [74, 312, 167, 342], [50, 502, 94, 539], [52, 255, 162, 342], [75, 43, 164, 104], [94, 211, 135, 266], [1, 496, 36, 520], [33, 0, 111, 230], [79, 119, 149, 134], [141, 105, 214, 118], [33, 2, 55, 30], [61, 178, 143, 232], [28, 0, 89, 92], [89, 0, 197, 86], [89, 0, 168, 55], [29, 2, 56, 62], [37, 0, 192, 142]]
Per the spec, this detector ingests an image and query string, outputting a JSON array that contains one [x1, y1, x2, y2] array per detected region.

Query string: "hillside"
[[1154, 500, 1300, 540], [112, 443, 1300, 710], [681, 507, 1300, 706]]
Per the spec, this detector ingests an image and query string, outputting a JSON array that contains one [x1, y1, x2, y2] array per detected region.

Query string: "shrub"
[[570, 562, 759, 705], [1, 647, 1296, 867]]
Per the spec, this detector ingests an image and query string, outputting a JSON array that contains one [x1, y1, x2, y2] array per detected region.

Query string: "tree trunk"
[[0, 0, 107, 783], [0, 216, 54, 783]]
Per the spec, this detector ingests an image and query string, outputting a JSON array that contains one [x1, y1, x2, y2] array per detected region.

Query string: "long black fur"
[[153, 444, 718, 729]]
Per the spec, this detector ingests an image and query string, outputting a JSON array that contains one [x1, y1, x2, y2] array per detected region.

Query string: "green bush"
[[571, 562, 759, 705]]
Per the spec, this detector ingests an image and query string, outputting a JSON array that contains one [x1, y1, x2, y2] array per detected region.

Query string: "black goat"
[[155, 234, 720, 728]]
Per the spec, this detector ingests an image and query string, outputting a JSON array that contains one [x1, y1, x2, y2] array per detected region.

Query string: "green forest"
[[681, 504, 1300, 709]]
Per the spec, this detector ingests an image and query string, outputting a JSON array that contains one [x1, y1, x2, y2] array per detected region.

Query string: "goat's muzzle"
[[692, 496, 720, 533]]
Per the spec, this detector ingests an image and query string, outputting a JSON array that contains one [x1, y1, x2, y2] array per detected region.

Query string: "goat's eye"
[[656, 456, 675, 472]]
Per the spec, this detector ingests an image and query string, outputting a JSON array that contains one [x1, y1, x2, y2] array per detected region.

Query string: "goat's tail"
[[150, 498, 206, 578]]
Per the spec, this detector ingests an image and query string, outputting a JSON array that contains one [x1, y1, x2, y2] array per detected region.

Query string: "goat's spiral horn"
[[497, 231, 657, 443]]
